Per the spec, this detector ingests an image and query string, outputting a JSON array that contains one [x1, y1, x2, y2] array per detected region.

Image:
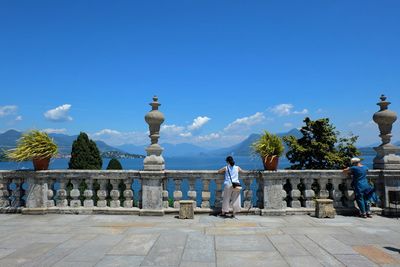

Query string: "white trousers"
[[222, 185, 241, 213]]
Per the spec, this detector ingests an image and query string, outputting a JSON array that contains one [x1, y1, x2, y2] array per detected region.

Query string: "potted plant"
[[6, 130, 58, 170], [251, 130, 284, 170]]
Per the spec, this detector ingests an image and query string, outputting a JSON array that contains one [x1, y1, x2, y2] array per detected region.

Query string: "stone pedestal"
[[179, 200, 195, 219], [315, 199, 336, 218], [373, 95, 400, 169], [139, 172, 164, 216], [23, 178, 48, 214]]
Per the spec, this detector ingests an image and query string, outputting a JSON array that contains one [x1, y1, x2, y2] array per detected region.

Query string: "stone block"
[[315, 199, 336, 218], [179, 200, 195, 219]]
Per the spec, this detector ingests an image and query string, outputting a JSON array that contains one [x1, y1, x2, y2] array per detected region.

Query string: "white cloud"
[[195, 133, 221, 142], [161, 124, 185, 134], [0, 105, 18, 117], [42, 128, 67, 134], [188, 116, 211, 131], [15, 116, 22, 121], [293, 109, 308, 115], [44, 104, 73, 122], [270, 104, 308, 116], [270, 104, 293, 116], [224, 112, 265, 132], [91, 129, 148, 146], [283, 122, 293, 128], [179, 132, 192, 137]]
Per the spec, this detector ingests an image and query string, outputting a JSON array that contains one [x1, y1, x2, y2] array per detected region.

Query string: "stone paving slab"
[[0, 214, 399, 267]]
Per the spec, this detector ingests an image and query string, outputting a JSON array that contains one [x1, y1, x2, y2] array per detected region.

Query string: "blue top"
[[224, 165, 240, 186], [350, 165, 370, 194]]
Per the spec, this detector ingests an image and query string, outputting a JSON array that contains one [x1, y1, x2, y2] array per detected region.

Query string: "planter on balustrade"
[[262, 155, 279, 171], [32, 158, 50, 171]]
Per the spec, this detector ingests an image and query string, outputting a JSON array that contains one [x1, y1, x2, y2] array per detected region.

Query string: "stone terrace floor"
[[0, 214, 400, 267]]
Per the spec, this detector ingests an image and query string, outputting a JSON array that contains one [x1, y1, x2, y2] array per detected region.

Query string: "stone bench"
[[315, 199, 336, 218], [179, 200, 195, 219]]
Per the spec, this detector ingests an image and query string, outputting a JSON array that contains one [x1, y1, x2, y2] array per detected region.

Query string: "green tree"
[[106, 158, 123, 170], [69, 132, 102, 169], [283, 117, 360, 169]]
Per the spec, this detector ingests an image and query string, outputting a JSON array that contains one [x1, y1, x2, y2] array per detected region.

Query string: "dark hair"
[[226, 156, 235, 166]]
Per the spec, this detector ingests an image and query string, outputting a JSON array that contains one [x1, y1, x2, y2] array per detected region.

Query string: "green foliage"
[[5, 130, 58, 161], [68, 132, 102, 170], [106, 158, 123, 170], [283, 117, 361, 169], [251, 130, 285, 157]]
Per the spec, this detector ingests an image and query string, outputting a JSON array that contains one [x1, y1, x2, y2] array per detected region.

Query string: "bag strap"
[[226, 165, 234, 184]]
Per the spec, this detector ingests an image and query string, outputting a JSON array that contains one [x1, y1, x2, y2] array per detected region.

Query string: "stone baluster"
[[97, 179, 108, 208], [123, 178, 134, 208], [187, 178, 197, 209], [46, 179, 55, 208], [56, 179, 68, 207], [318, 178, 330, 199], [256, 174, 264, 209], [84, 178, 94, 208], [344, 178, 355, 208], [162, 178, 169, 208], [215, 178, 223, 209], [290, 178, 301, 208], [70, 179, 81, 208], [173, 178, 182, 209], [0, 179, 10, 208], [243, 178, 252, 210], [201, 180, 210, 208], [110, 179, 121, 208], [303, 177, 315, 208], [331, 179, 344, 208], [281, 187, 287, 209], [8, 178, 21, 207]]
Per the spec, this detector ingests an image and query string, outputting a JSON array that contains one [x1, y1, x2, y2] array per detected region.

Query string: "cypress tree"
[[69, 132, 102, 169], [106, 158, 123, 170], [283, 117, 361, 169]]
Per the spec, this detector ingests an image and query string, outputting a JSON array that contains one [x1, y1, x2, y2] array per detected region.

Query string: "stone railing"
[[0, 169, 397, 216]]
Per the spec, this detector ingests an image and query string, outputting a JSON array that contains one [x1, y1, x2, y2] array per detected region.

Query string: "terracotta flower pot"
[[263, 155, 279, 171], [32, 158, 50, 171]]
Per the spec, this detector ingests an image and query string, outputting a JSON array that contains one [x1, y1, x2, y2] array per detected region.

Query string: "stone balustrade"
[[0, 169, 397, 216]]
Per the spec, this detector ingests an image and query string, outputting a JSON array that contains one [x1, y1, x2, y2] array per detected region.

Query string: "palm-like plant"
[[251, 130, 284, 170], [6, 130, 58, 161]]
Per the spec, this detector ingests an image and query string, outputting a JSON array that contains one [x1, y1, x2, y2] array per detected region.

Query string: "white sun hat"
[[350, 157, 361, 164]]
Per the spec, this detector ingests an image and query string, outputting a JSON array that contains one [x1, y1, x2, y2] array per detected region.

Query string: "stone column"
[[141, 96, 165, 215], [373, 95, 400, 169], [24, 175, 48, 214], [143, 96, 165, 171], [139, 171, 165, 216], [262, 172, 286, 216]]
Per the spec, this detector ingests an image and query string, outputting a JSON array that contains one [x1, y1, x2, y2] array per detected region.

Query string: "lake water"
[[0, 155, 374, 170]]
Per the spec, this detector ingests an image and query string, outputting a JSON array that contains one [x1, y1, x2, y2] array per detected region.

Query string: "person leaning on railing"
[[218, 156, 245, 218], [343, 157, 378, 218]]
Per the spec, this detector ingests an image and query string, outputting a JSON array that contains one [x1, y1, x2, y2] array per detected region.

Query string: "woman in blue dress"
[[343, 157, 376, 218]]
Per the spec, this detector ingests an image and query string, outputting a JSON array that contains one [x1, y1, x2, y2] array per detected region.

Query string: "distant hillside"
[[117, 143, 209, 157], [0, 130, 127, 156], [212, 128, 302, 156]]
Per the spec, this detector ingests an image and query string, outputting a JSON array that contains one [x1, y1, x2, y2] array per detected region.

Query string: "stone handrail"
[[0, 169, 397, 216]]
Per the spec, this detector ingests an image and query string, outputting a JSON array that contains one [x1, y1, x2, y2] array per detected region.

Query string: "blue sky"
[[1, 1, 399, 148]]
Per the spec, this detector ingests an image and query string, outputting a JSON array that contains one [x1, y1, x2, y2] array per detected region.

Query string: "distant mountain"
[[211, 128, 302, 157], [0, 130, 126, 155], [116, 143, 209, 157], [0, 129, 22, 148]]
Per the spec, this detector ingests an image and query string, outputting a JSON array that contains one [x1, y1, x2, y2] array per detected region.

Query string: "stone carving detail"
[[143, 96, 165, 171], [373, 94, 400, 169]]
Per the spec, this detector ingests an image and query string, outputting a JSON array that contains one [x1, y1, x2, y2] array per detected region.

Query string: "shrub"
[[69, 132, 102, 169]]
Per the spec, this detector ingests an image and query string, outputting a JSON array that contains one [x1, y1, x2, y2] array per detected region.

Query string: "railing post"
[[262, 172, 286, 216], [139, 171, 165, 216], [24, 172, 48, 214]]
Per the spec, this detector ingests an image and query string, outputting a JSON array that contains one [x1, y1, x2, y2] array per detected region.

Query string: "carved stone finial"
[[372, 94, 400, 169], [143, 96, 165, 170]]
